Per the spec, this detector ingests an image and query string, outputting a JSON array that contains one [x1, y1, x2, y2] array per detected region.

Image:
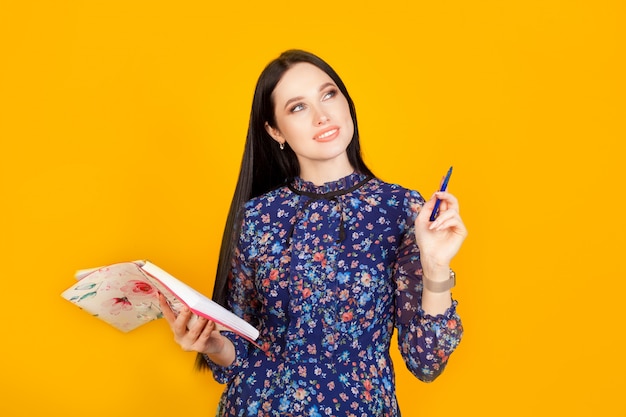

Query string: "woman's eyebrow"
[[283, 82, 336, 110], [283, 95, 304, 110]]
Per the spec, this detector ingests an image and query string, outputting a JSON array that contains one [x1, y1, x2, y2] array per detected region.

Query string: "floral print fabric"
[[206, 173, 463, 416]]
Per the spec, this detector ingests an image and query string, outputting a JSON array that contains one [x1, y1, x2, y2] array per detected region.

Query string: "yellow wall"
[[1, 1, 624, 415]]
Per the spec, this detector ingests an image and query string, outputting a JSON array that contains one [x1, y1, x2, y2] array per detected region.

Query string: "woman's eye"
[[290, 103, 305, 113], [323, 89, 337, 100]]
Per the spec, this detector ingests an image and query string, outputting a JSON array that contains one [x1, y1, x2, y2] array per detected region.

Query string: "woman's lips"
[[314, 127, 339, 142]]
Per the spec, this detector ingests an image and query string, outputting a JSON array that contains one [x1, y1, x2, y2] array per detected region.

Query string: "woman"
[[159, 49, 467, 416]]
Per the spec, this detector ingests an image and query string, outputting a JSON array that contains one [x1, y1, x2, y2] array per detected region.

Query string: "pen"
[[429, 166, 453, 221]]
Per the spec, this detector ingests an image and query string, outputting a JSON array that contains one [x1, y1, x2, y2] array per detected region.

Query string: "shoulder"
[[243, 185, 297, 218], [236, 186, 296, 246], [355, 178, 425, 229], [366, 177, 425, 208]]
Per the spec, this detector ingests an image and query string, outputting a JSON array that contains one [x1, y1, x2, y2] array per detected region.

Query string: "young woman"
[[159, 49, 467, 416]]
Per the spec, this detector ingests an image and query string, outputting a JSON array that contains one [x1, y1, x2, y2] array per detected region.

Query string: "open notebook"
[[61, 260, 259, 342]]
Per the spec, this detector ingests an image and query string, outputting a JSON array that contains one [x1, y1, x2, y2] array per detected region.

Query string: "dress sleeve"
[[394, 190, 464, 382], [204, 217, 262, 384]]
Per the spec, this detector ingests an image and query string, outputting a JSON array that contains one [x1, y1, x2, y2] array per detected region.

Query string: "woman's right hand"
[[158, 293, 235, 365]]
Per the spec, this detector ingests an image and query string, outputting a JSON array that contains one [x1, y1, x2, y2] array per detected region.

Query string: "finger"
[[201, 319, 229, 334], [418, 195, 438, 221], [214, 323, 229, 332], [431, 213, 467, 236], [198, 320, 216, 340], [183, 313, 205, 336], [433, 191, 460, 211], [417, 195, 450, 227], [158, 293, 178, 325], [439, 174, 446, 189], [429, 214, 452, 231], [170, 306, 194, 336], [429, 210, 460, 230]]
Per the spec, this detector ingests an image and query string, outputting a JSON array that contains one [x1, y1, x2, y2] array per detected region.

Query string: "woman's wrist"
[[422, 264, 450, 282], [423, 269, 456, 293], [204, 338, 236, 367]]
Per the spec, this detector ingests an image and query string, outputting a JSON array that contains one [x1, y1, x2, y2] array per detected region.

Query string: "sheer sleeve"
[[204, 218, 262, 384], [394, 190, 463, 382]]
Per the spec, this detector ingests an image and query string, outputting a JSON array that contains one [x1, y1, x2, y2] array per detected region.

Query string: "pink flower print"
[[120, 280, 156, 297], [294, 388, 307, 400], [362, 379, 373, 402], [341, 311, 353, 322], [269, 269, 279, 281], [102, 297, 133, 315]]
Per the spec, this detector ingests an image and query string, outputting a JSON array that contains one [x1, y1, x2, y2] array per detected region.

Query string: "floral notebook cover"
[[61, 261, 186, 332]]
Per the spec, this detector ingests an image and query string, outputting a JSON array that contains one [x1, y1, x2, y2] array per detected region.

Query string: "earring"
[[279, 142, 285, 150]]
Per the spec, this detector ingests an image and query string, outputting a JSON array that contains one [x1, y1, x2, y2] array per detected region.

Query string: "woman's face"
[[265, 62, 354, 176]]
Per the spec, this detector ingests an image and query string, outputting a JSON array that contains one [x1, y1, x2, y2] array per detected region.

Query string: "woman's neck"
[[298, 159, 355, 186]]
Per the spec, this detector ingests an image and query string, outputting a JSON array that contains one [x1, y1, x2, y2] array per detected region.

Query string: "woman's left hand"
[[414, 191, 468, 270]]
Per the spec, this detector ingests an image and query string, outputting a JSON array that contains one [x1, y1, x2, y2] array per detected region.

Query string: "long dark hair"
[[196, 49, 374, 370]]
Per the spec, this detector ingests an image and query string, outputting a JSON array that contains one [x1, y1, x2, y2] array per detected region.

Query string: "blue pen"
[[429, 166, 453, 221]]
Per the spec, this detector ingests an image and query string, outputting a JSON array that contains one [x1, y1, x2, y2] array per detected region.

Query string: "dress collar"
[[290, 172, 367, 194], [287, 172, 374, 242], [290, 172, 371, 196]]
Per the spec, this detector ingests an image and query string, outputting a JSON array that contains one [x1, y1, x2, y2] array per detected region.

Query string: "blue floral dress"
[[206, 173, 463, 417]]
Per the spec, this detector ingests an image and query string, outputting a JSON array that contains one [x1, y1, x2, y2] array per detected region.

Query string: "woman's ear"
[[264, 121, 284, 145]]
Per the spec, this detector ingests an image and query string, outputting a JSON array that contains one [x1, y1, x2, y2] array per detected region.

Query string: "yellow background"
[[1, 1, 624, 415]]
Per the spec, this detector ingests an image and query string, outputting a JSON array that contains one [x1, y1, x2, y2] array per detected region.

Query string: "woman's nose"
[[316, 113, 330, 125]]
